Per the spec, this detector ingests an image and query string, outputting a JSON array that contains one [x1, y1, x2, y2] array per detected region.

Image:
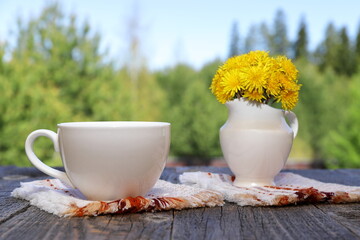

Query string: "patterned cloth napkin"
[[179, 172, 360, 206], [11, 178, 224, 217], [12, 171, 360, 217]]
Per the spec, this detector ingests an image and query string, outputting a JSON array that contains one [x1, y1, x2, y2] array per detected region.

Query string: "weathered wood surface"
[[1, 166, 360, 240]]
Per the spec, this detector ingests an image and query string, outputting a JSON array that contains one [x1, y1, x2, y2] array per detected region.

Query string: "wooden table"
[[1, 166, 360, 240]]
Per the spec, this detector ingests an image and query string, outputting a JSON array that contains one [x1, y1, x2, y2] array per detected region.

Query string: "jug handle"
[[285, 111, 298, 138]]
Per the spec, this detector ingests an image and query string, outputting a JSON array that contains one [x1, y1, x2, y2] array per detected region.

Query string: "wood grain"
[[1, 167, 360, 240]]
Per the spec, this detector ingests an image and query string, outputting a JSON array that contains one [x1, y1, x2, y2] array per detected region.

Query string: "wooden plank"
[[0, 167, 175, 240], [171, 207, 222, 239], [337, 169, 360, 186], [160, 167, 179, 183], [171, 203, 358, 240], [0, 196, 29, 224], [1, 167, 360, 240], [0, 177, 30, 223], [0, 167, 178, 222], [246, 205, 358, 239], [4, 167, 358, 186], [287, 169, 360, 186], [174, 166, 233, 176], [0, 166, 50, 178], [0, 204, 174, 240], [2, 203, 360, 240], [315, 203, 360, 236], [0, 166, 51, 224], [0, 206, 88, 240], [105, 212, 173, 239]]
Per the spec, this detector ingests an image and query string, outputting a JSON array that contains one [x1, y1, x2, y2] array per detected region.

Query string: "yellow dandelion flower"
[[216, 89, 232, 104], [276, 90, 299, 110], [266, 73, 281, 96], [240, 65, 270, 93], [278, 74, 301, 92], [246, 50, 270, 66], [222, 55, 246, 72], [243, 90, 265, 102], [210, 50, 301, 110], [210, 72, 223, 94], [276, 56, 299, 80], [221, 69, 243, 97]]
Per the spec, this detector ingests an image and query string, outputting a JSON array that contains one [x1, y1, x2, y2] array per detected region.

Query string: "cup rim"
[[57, 121, 170, 128]]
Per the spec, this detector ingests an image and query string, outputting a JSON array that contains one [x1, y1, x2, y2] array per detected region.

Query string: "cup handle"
[[285, 111, 298, 139], [25, 129, 74, 187]]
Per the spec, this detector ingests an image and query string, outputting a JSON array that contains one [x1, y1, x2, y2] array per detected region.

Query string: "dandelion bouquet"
[[210, 51, 301, 110]]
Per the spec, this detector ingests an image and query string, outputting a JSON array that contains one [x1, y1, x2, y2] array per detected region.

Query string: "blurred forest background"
[[1, 3, 360, 168]]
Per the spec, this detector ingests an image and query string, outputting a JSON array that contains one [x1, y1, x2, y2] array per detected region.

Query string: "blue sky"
[[1, 0, 360, 69]]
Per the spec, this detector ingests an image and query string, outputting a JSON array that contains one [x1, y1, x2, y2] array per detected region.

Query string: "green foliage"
[[356, 25, 360, 60], [0, 56, 73, 166], [315, 23, 357, 77], [293, 60, 360, 168], [85, 66, 164, 122], [322, 75, 360, 168], [334, 27, 357, 76], [316, 23, 339, 72], [2, 3, 360, 168], [0, 3, 163, 166], [269, 9, 289, 55], [170, 79, 225, 163], [156, 62, 226, 164], [294, 17, 308, 60]]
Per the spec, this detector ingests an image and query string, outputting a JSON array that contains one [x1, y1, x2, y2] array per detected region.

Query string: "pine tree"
[[270, 9, 289, 56], [259, 22, 271, 50], [244, 25, 257, 53], [244, 23, 270, 52], [120, 5, 164, 121], [294, 17, 308, 60], [0, 3, 115, 165], [355, 23, 360, 72], [356, 25, 360, 56], [228, 21, 241, 57], [334, 27, 356, 76], [316, 23, 339, 72]]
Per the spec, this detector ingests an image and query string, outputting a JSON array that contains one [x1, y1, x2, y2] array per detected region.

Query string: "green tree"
[[244, 23, 270, 52], [356, 24, 360, 58], [171, 79, 225, 164], [244, 25, 257, 53], [0, 52, 74, 166], [156, 61, 226, 164], [334, 27, 356, 76], [269, 9, 289, 55], [315, 23, 339, 72], [12, 3, 111, 116], [86, 6, 165, 123], [156, 64, 197, 158], [323, 74, 360, 168], [293, 61, 346, 162], [293, 63, 326, 161], [0, 3, 113, 166], [294, 17, 308, 60], [156, 64, 197, 106], [228, 21, 241, 57], [199, 58, 223, 86], [355, 24, 360, 72]]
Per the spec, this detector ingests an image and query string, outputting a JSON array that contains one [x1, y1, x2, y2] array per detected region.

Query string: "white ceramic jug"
[[220, 98, 298, 187]]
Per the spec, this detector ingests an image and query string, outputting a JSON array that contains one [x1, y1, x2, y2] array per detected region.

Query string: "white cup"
[[25, 121, 171, 201]]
